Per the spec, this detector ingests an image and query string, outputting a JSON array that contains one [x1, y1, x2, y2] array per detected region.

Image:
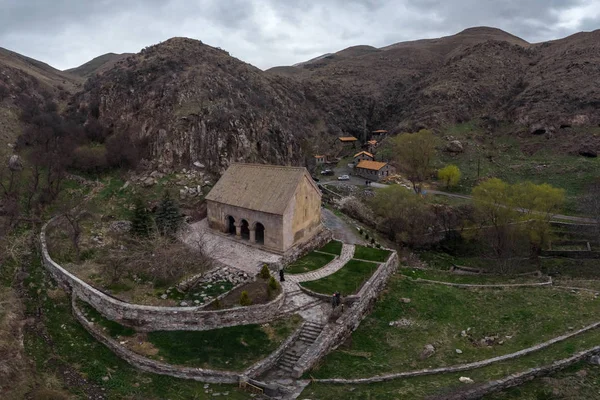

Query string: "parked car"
[[338, 175, 350, 181], [320, 169, 334, 176]]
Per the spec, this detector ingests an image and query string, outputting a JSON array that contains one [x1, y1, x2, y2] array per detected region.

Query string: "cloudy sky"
[[1, 0, 599, 71]]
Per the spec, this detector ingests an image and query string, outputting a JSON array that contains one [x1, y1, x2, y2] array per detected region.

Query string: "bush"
[[365, 233, 370, 240], [376, 244, 382, 249], [268, 276, 279, 291], [239, 291, 252, 306], [212, 299, 222, 309], [71, 145, 108, 173], [371, 238, 375, 244], [260, 264, 270, 279]]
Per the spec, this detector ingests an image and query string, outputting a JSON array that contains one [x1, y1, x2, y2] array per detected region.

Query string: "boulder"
[[455, 349, 463, 354], [142, 177, 156, 187], [420, 344, 435, 360], [459, 377, 474, 384], [109, 220, 132, 234], [579, 148, 597, 158], [589, 355, 600, 365], [446, 140, 464, 153], [193, 161, 206, 169], [8, 155, 23, 171]]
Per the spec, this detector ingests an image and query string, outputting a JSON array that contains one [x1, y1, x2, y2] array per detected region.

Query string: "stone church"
[[205, 163, 323, 254]]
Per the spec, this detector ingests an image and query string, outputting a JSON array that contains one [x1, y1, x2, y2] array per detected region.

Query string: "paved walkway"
[[287, 244, 355, 283], [321, 209, 365, 244], [183, 219, 281, 275], [279, 281, 329, 324]]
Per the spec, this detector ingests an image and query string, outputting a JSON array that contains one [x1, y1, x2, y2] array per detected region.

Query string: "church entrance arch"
[[226, 216, 236, 235], [241, 219, 250, 240]]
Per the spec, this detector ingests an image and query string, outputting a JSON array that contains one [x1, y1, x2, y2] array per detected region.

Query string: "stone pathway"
[[279, 281, 329, 324], [287, 244, 355, 283], [321, 208, 365, 245], [183, 219, 281, 275]]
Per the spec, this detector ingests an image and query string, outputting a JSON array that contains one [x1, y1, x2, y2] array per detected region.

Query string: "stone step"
[[305, 321, 325, 328], [281, 354, 301, 363], [279, 364, 294, 373], [302, 326, 323, 334], [279, 359, 296, 369], [301, 330, 321, 338]]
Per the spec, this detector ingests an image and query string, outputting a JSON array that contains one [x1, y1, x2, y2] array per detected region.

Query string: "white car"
[[337, 175, 350, 181]]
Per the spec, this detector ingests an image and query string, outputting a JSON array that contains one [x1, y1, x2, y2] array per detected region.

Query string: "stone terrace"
[[184, 219, 281, 275]]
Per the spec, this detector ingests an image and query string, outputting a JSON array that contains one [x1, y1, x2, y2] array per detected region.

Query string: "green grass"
[[400, 268, 547, 285], [309, 274, 600, 380], [302, 329, 600, 399], [484, 361, 600, 399], [353, 245, 391, 262], [22, 255, 246, 399], [436, 121, 600, 215], [301, 259, 379, 295], [319, 240, 344, 255], [542, 258, 600, 279], [79, 300, 135, 337], [286, 251, 335, 274], [147, 316, 301, 371]]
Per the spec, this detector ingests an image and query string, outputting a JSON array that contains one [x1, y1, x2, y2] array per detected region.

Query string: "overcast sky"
[[1, 0, 599, 71]]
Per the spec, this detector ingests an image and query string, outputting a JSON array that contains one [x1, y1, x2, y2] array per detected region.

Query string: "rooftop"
[[356, 160, 388, 171], [338, 136, 358, 142], [372, 130, 388, 134], [353, 151, 374, 158], [205, 163, 319, 215]]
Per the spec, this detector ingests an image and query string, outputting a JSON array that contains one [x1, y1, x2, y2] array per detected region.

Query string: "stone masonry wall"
[[42, 219, 285, 332], [72, 297, 241, 383], [439, 346, 600, 400], [291, 251, 399, 378]]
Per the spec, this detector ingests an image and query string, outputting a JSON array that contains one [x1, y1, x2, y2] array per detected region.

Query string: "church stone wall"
[[283, 175, 323, 251], [207, 200, 284, 253]]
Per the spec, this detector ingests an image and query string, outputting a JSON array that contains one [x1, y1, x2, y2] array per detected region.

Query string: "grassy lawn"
[[436, 121, 600, 215], [485, 361, 600, 399], [78, 298, 300, 371], [319, 240, 344, 255], [542, 258, 600, 279], [353, 245, 391, 262], [23, 256, 246, 399], [401, 268, 547, 285], [302, 329, 600, 399], [286, 251, 335, 274], [147, 316, 301, 371], [301, 260, 379, 295], [309, 274, 600, 379]]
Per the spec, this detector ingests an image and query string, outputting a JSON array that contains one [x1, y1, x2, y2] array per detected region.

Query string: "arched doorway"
[[255, 222, 265, 245], [241, 219, 250, 240], [227, 216, 236, 235]]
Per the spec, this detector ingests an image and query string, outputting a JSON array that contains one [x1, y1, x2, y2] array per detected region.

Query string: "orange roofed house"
[[355, 160, 394, 181], [205, 164, 323, 254]]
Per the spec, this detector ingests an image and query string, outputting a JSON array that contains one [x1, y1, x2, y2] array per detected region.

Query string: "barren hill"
[[66, 52, 132, 78]]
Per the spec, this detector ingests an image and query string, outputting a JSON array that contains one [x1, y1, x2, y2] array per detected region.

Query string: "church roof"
[[205, 163, 320, 215]]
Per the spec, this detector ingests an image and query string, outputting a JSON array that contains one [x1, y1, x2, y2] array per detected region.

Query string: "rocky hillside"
[[73, 38, 333, 172], [269, 26, 600, 134], [0, 47, 82, 152], [65, 52, 132, 78]]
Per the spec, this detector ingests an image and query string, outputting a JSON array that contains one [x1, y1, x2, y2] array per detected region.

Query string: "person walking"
[[279, 265, 285, 282]]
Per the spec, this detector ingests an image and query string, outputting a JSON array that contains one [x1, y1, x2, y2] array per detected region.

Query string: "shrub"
[[212, 299, 222, 309], [239, 291, 252, 306], [71, 145, 108, 173], [260, 264, 270, 279], [365, 233, 370, 240], [268, 276, 279, 291], [376, 244, 382, 249], [371, 238, 375, 244], [155, 191, 183, 237]]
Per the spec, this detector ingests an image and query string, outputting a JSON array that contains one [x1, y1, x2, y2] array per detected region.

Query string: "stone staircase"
[[267, 321, 325, 379]]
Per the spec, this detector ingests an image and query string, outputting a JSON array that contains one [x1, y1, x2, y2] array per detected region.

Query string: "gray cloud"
[[0, 0, 598, 71]]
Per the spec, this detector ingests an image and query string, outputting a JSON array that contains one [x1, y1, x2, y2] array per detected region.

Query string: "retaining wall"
[[413, 277, 553, 289], [42, 218, 284, 332], [439, 346, 600, 400], [291, 251, 399, 378], [72, 297, 240, 383]]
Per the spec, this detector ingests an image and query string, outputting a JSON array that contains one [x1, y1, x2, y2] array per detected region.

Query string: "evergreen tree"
[[130, 198, 153, 237], [155, 191, 183, 237]]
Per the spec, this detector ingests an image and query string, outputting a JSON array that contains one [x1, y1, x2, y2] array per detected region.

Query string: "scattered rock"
[[121, 181, 131, 190], [455, 349, 463, 354], [446, 140, 464, 153], [160, 294, 168, 299], [459, 376, 474, 384], [109, 220, 132, 234], [389, 318, 414, 327], [577, 369, 588, 378], [588, 355, 600, 365], [461, 330, 467, 337], [193, 161, 206, 169], [8, 154, 23, 171], [102, 376, 109, 382], [420, 344, 436, 360], [400, 298, 411, 303], [180, 301, 188, 306], [142, 177, 157, 187]]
